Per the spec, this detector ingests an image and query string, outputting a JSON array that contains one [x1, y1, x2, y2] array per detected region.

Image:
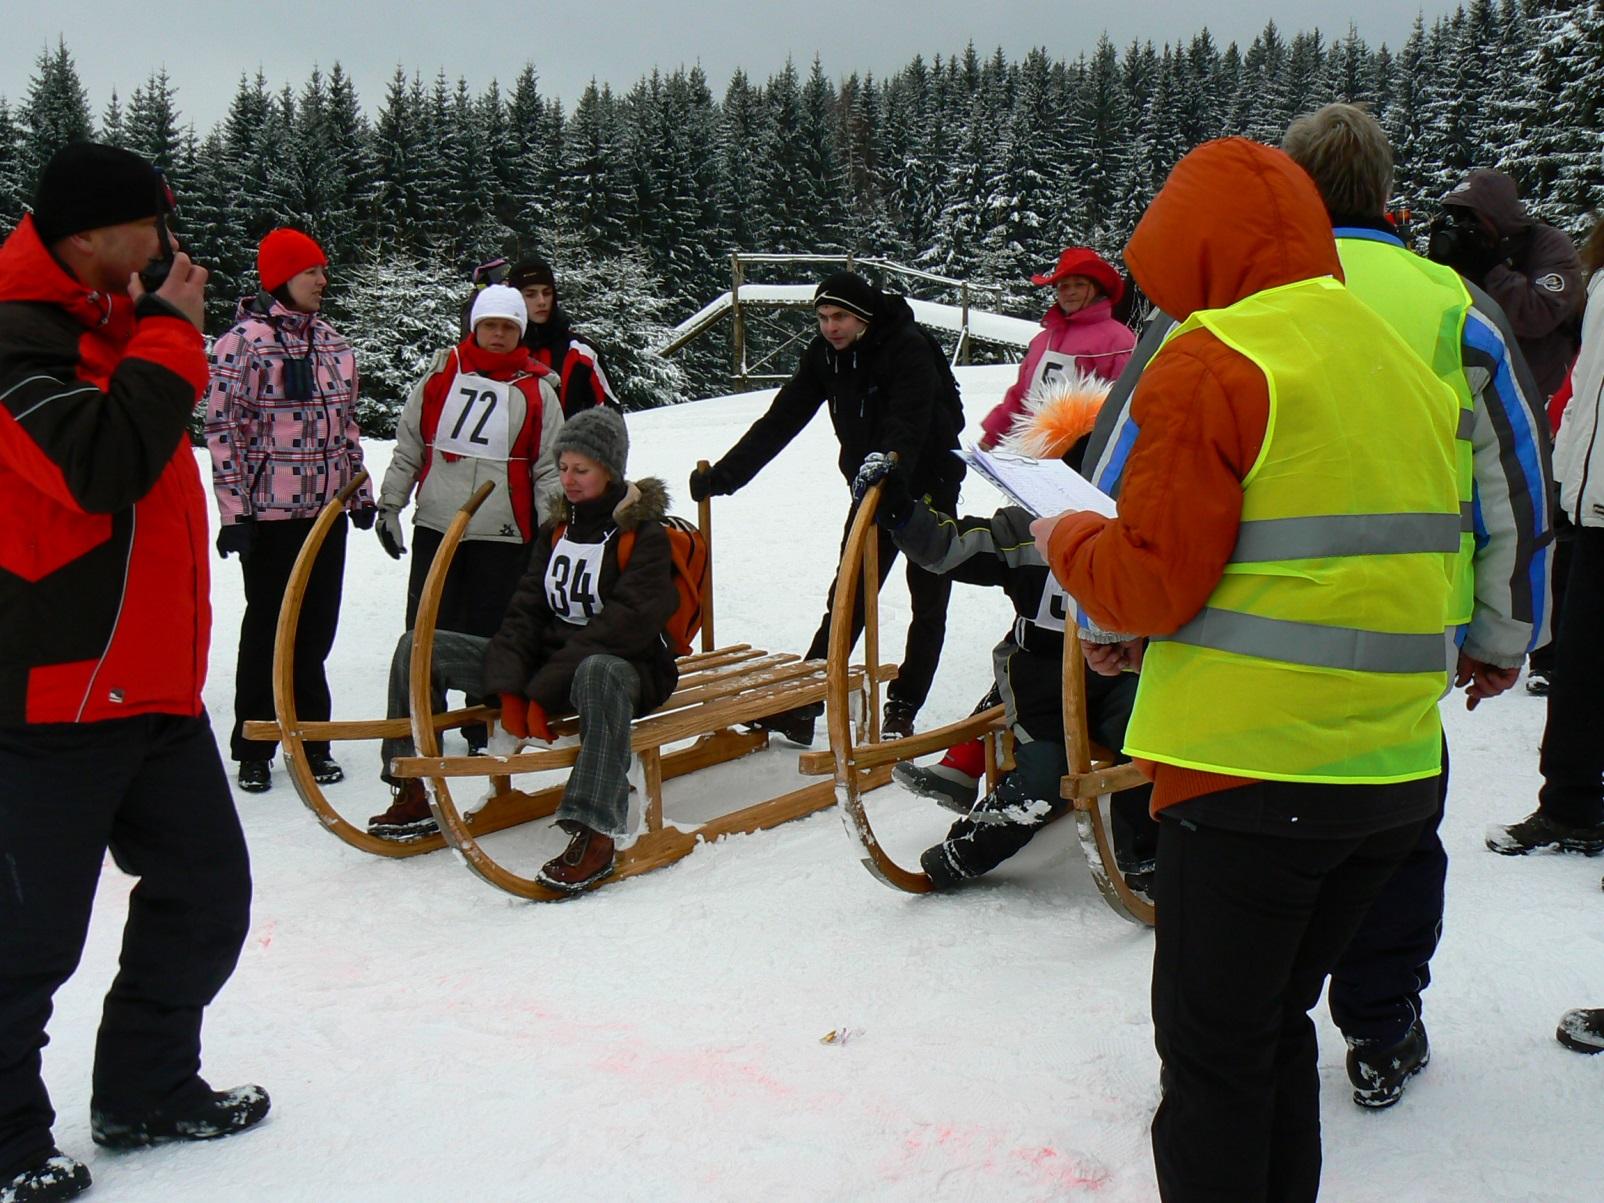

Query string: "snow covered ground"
[[45, 366, 1603, 1201]]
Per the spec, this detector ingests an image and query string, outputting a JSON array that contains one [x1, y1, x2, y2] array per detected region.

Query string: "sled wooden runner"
[[819, 482, 1155, 925], [246, 465, 887, 884], [387, 462, 892, 900]]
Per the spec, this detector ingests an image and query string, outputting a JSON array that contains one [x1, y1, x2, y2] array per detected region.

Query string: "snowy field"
[[44, 366, 1603, 1201]]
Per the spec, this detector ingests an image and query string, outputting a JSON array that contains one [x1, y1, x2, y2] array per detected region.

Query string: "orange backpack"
[[554, 516, 708, 657]]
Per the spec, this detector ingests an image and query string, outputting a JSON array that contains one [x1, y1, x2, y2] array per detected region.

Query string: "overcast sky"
[[6, 1, 1463, 129]]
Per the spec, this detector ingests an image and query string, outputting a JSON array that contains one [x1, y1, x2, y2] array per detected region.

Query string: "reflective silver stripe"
[[1457, 405, 1476, 440], [1231, 512, 1463, 563], [1460, 500, 1476, 532], [1158, 607, 1448, 673]]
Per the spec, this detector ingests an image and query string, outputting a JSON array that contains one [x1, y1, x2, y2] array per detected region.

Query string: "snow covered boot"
[[747, 703, 819, 747], [537, 823, 615, 893], [1485, 810, 1604, 856], [881, 698, 917, 740], [1346, 1019, 1429, 1109], [1524, 667, 1550, 695], [91, 1083, 270, 1148], [236, 759, 270, 794], [306, 752, 343, 785], [893, 761, 980, 813], [0, 1149, 90, 1202], [1556, 1008, 1604, 1054], [366, 779, 437, 841]]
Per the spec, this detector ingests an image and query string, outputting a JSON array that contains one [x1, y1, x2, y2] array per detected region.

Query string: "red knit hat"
[[1030, 247, 1124, 304], [257, 228, 328, 292]]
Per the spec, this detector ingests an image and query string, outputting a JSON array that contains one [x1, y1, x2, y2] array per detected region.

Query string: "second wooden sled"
[[812, 481, 1155, 925], [386, 464, 894, 900]]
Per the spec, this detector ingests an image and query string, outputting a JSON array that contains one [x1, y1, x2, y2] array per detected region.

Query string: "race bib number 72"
[[435, 372, 513, 460]]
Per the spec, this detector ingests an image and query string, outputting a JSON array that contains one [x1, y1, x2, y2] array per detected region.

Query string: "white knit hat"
[[470, 284, 528, 335]]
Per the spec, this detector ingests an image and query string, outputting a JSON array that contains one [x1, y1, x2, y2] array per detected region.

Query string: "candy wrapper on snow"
[[819, 1026, 863, 1046], [1000, 369, 1111, 461]]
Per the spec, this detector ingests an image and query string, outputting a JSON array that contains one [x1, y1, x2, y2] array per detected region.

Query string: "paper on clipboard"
[[958, 445, 1118, 519]]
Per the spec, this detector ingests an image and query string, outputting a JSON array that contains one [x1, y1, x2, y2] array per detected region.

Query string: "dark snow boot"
[[236, 759, 271, 793], [537, 824, 616, 893], [881, 699, 917, 740], [748, 703, 819, 747], [366, 779, 437, 841], [1, 1149, 90, 1202], [91, 1083, 270, 1149], [1347, 1019, 1430, 1109], [1485, 810, 1604, 856], [1556, 1008, 1604, 1054], [892, 761, 980, 813], [306, 753, 343, 784]]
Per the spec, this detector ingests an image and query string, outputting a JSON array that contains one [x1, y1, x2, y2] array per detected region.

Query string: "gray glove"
[[376, 507, 407, 559]]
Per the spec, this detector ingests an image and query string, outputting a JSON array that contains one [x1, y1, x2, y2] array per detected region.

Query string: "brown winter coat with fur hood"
[[482, 476, 679, 714]]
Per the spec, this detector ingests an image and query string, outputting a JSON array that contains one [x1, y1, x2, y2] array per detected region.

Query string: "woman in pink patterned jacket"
[[978, 247, 1137, 449], [203, 228, 374, 795]]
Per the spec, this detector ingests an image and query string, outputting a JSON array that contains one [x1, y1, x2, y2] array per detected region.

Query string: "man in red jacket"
[[0, 144, 266, 1203]]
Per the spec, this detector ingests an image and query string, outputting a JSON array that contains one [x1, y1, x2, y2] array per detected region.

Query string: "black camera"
[[1426, 208, 1498, 273]]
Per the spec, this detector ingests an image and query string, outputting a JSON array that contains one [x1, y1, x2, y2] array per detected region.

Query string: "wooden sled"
[[815, 482, 1155, 926], [378, 462, 890, 900]]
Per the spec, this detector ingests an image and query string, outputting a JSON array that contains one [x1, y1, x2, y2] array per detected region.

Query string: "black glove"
[[689, 464, 733, 503], [216, 521, 255, 561], [349, 505, 377, 531], [873, 472, 915, 529], [375, 507, 406, 560], [852, 451, 900, 502]]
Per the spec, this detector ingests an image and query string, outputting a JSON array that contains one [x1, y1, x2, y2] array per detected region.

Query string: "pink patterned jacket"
[[204, 293, 372, 524], [979, 298, 1137, 446]]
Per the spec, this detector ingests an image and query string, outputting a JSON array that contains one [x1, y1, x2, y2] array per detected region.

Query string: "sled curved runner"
[[821, 483, 1154, 925], [387, 463, 892, 900]]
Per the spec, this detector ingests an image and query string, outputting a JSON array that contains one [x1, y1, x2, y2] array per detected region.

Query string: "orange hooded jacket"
[[1045, 138, 1348, 812]]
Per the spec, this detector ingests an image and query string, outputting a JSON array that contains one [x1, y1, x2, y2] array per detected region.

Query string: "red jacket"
[[980, 298, 1136, 445], [0, 215, 212, 724]]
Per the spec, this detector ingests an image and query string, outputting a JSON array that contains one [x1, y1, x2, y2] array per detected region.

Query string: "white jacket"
[[1555, 273, 1604, 528]]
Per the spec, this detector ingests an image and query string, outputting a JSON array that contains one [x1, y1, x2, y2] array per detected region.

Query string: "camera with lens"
[[1427, 208, 1500, 276]]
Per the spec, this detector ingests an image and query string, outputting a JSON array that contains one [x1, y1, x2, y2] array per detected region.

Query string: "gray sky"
[[6, 1, 1461, 128]]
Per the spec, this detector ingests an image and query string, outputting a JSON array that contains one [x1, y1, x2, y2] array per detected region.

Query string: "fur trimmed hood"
[[546, 475, 671, 531]]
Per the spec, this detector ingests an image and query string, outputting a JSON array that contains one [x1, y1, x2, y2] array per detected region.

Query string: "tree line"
[[1, 1, 1601, 430]]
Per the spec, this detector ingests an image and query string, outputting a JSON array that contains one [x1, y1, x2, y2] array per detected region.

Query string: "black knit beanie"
[[813, 271, 878, 322], [508, 258, 558, 295], [551, 407, 629, 482], [33, 142, 170, 244]]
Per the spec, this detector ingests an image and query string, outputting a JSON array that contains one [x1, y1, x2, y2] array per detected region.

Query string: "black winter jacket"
[[481, 476, 679, 714], [524, 306, 619, 419], [713, 292, 966, 500]]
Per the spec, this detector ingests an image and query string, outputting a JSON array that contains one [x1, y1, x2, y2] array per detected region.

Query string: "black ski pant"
[[0, 715, 251, 1174], [406, 528, 531, 749], [230, 515, 346, 762], [1526, 507, 1574, 678], [1327, 740, 1450, 1045], [1150, 808, 1423, 1203], [804, 496, 954, 712], [1538, 525, 1604, 827]]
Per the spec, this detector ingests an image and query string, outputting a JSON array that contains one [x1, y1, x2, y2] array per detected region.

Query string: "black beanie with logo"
[[813, 271, 878, 322]]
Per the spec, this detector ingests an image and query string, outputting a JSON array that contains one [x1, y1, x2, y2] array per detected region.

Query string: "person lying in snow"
[[364, 407, 680, 892]]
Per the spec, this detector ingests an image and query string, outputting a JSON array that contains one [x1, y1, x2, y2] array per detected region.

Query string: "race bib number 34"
[[435, 372, 513, 460], [545, 535, 610, 625]]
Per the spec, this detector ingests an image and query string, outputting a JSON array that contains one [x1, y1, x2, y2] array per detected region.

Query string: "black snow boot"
[[91, 1083, 270, 1149], [1485, 810, 1604, 856], [1, 1149, 90, 1202], [236, 759, 271, 793], [748, 702, 820, 747], [1347, 1019, 1429, 1108], [306, 752, 344, 785], [1556, 1008, 1604, 1054]]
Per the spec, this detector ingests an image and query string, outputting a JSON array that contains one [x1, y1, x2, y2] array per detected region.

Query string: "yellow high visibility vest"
[[1336, 231, 1477, 627], [1123, 277, 1460, 784]]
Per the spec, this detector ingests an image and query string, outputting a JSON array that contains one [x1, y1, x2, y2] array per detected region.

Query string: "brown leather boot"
[[366, 779, 437, 840], [537, 823, 616, 892]]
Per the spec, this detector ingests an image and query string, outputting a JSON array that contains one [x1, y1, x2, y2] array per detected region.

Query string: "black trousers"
[[1539, 525, 1604, 827], [804, 498, 954, 711], [1526, 508, 1574, 677], [1150, 809, 1423, 1203], [404, 527, 530, 635], [1327, 742, 1450, 1044], [0, 716, 252, 1173], [230, 515, 347, 762]]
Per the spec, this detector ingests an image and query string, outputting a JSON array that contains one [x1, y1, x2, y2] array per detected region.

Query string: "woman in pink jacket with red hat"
[[978, 247, 1137, 449]]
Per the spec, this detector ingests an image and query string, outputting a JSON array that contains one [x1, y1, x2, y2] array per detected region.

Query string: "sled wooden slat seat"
[[825, 482, 1156, 925]]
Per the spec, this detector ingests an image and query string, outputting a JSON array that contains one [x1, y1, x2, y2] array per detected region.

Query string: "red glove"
[[498, 693, 529, 739], [525, 700, 554, 743]]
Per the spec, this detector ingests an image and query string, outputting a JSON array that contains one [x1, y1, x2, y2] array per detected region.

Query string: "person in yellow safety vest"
[[1033, 138, 1461, 1203], [1278, 103, 1557, 1109]]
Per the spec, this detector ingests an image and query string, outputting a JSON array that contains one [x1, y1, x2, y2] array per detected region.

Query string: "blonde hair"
[[1281, 103, 1394, 219]]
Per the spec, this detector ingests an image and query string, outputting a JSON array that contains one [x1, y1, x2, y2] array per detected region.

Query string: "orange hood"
[[1124, 138, 1343, 319]]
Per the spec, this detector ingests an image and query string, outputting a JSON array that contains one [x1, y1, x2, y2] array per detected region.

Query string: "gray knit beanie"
[[551, 407, 629, 482]]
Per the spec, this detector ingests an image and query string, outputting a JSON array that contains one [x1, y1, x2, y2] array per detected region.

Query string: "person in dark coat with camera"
[[0, 143, 267, 1203], [689, 272, 967, 742]]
